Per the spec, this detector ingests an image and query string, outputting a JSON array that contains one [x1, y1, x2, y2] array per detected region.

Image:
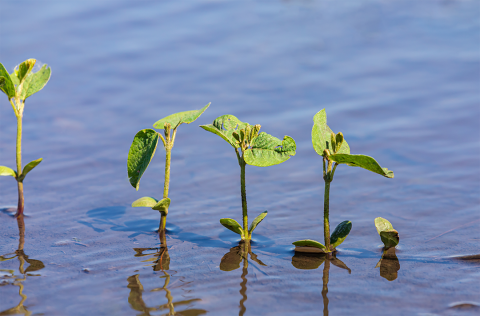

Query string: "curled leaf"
[[335, 132, 344, 153], [330, 220, 352, 248], [312, 109, 350, 156], [153, 103, 210, 130], [248, 211, 267, 234], [0, 166, 17, 178], [329, 154, 394, 178], [220, 218, 244, 237], [200, 114, 249, 148], [293, 239, 327, 253], [375, 217, 399, 248], [244, 133, 296, 167], [19, 158, 43, 180], [17, 59, 36, 84], [132, 196, 158, 208], [127, 129, 159, 190], [152, 198, 171, 214], [0, 63, 15, 99]]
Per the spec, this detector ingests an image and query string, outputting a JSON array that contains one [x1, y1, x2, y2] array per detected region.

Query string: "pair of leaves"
[[293, 220, 352, 252], [220, 211, 268, 238], [0, 60, 51, 101], [375, 217, 399, 249], [132, 197, 171, 214], [312, 109, 394, 178], [127, 103, 210, 190], [0, 158, 43, 181], [200, 115, 296, 167]]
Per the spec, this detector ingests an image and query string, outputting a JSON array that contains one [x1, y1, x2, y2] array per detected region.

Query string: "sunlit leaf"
[[0, 76, 5, 87], [293, 239, 327, 251], [22, 64, 52, 99], [244, 133, 296, 167], [330, 220, 352, 248], [19, 158, 42, 180], [152, 198, 171, 214], [0, 63, 16, 98], [0, 166, 17, 178], [127, 129, 160, 190], [220, 218, 244, 236], [248, 210, 267, 233], [375, 217, 399, 248], [311, 109, 350, 156], [17, 59, 36, 85], [200, 114, 249, 148], [132, 196, 159, 208], [153, 103, 210, 130], [329, 153, 394, 178]]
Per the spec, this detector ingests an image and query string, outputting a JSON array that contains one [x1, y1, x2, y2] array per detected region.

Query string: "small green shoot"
[[201, 115, 296, 241], [375, 217, 399, 249], [0, 59, 51, 217], [294, 109, 394, 253], [127, 103, 210, 234]]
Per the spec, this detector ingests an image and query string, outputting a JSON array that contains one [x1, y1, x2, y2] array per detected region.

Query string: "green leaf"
[[248, 210, 268, 234], [200, 114, 249, 148], [20, 158, 42, 180], [153, 103, 210, 130], [132, 196, 159, 208], [152, 198, 171, 214], [220, 218, 244, 236], [292, 239, 327, 250], [330, 220, 352, 248], [329, 154, 394, 178], [0, 76, 5, 87], [0, 166, 17, 178], [244, 133, 296, 167], [127, 129, 160, 190], [17, 59, 36, 85], [0, 63, 16, 99], [375, 217, 399, 248], [311, 109, 350, 156], [22, 64, 52, 100]]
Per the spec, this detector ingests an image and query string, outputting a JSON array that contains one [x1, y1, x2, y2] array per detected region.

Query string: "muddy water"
[[0, 0, 479, 315]]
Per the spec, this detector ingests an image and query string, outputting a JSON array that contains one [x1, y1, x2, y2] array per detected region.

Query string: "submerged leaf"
[[200, 114, 249, 148], [127, 129, 160, 190], [244, 133, 296, 167], [375, 217, 399, 248], [329, 154, 394, 178], [293, 239, 327, 250], [330, 220, 352, 248], [220, 218, 244, 236], [153, 103, 210, 130], [248, 211, 268, 233], [0, 63, 15, 98], [311, 109, 350, 156], [152, 198, 171, 214], [19, 158, 43, 180], [0, 166, 17, 178], [132, 196, 159, 208]]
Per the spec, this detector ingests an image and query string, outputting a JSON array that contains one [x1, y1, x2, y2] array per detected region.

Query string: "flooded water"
[[1, 0, 479, 315]]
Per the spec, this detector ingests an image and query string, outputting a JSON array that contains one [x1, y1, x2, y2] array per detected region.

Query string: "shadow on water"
[[375, 248, 401, 281], [291, 253, 351, 316], [0, 215, 45, 315], [220, 242, 267, 316]]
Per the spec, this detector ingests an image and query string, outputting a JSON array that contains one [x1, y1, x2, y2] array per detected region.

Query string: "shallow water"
[[1, 0, 479, 315]]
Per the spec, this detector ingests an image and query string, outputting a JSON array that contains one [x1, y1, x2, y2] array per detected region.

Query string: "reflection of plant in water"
[[127, 103, 210, 236], [220, 243, 267, 316], [201, 115, 296, 241], [0, 59, 51, 217], [0, 215, 45, 315], [375, 247, 400, 281], [291, 253, 351, 316], [294, 109, 394, 254]]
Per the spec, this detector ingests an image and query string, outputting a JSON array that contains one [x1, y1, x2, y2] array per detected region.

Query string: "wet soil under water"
[[1, 1, 479, 315]]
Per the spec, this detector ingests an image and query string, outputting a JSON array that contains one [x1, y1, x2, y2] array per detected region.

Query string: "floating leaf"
[[293, 239, 327, 251], [311, 109, 350, 156], [0, 166, 17, 178], [200, 114, 249, 148], [153, 103, 210, 130], [248, 211, 267, 234], [0, 63, 15, 99], [132, 196, 159, 208], [152, 198, 171, 214], [375, 217, 399, 248], [330, 220, 352, 248], [22, 64, 52, 100], [329, 154, 394, 178], [220, 218, 244, 236], [127, 129, 160, 190], [19, 158, 42, 180], [244, 133, 296, 167], [291, 253, 326, 270]]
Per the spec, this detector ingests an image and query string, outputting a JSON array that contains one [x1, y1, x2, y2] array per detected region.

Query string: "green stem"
[[160, 131, 172, 236], [15, 114, 24, 217], [240, 159, 249, 240], [324, 180, 331, 251]]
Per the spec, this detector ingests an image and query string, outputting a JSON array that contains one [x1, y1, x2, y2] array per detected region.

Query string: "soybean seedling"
[[127, 103, 210, 235], [375, 217, 399, 249], [200, 115, 296, 241], [0, 59, 51, 217], [293, 109, 394, 254]]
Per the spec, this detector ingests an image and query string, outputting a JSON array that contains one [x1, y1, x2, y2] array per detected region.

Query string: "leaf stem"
[[15, 112, 24, 217]]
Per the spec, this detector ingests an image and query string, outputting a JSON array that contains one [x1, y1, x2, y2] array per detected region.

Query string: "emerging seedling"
[[127, 103, 210, 235], [293, 109, 394, 253], [0, 59, 51, 217], [375, 217, 399, 249], [201, 115, 296, 241]]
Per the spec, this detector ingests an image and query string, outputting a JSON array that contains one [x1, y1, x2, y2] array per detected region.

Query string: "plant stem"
[[160, 131, 172, 236], [324, 180, 331, 251], [240, 159, 249, 240], [15, 113, 24, 217]]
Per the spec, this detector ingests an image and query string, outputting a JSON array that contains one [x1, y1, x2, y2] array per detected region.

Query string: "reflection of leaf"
[[220, 246, 243, 271], [127, 129, 159, 190], [244, 133, 296, 167], [220, 218, 244, 237], [249, 251, 267, 266], [25, 257, 45, 273], [330, 257, 351, 274], [291, 253, 326, 270], [330, 220, 352, 248], [153, 248, 170, 271], [153, 103, 210, 130], [377, 248, 400, 281], [312, 109, 350, 156], [329, 154, 394, 178], [375, 217, 399, 248], [248, 211, 267, 234]]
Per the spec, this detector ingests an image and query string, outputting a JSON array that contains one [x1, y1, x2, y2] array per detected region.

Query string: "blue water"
[[1, 1, 479, 315]]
